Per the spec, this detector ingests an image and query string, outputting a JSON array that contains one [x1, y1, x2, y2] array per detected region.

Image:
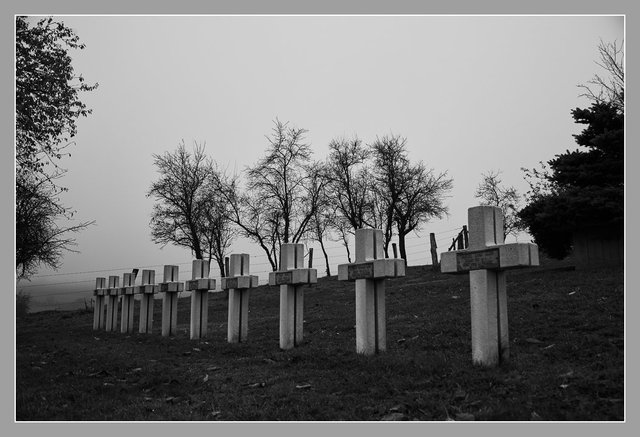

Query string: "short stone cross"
[[105, 275, 120, 332], [269, 244, 317, 350], [221, 254, 258, 343], [93, 277, 107, 330], [120, 272, 137, 334], [440, 206, 539, 366], [186, 260, 217, 340], [135, 269, 156, 334], [338, 229, 406, 355], [154, 265, 184, 337]]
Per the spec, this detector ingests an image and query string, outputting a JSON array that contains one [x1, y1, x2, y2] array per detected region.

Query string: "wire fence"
[[18, 227, 467, 311]]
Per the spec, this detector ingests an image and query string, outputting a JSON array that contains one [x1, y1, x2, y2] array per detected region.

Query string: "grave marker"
[[120, 272, 136, 334], [269, 244, 317, 350], [134, 269, 156, 334], [154, 265, 184, 337], [105, 275, 120, 332], [338, 229, 406, 355], [221, 254, 258, 343], [186, 260, 217, 340], [93, 277, 107, 330], [440, 206, 539, 366]]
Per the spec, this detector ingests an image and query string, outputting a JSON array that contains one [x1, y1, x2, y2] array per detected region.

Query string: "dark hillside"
[[16, 262, 624, 421]]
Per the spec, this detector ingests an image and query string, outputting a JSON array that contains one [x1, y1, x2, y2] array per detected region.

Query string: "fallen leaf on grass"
[[397, 338, 406, 344], [103, 383, 114, 387], [263, 358, 276, 364], [143, 397, 153, 401], [455, 413, 475, 421], [559, 370, 574, 378], [89, 370, 111, 377], [560, 384, 569, 389], [453, 387, 467, 400], [541, 344, 556, 350], [380, 412, 406, 421], [525, 338, 543, 344], [203, 374, 209, 383], [193, 348, 201, 352], [530, 411, 542, 420], [295, 383, 312, 390], [246, 382, 266, 388], [206, 366, 221, 372], [131, 367, 142, 373]]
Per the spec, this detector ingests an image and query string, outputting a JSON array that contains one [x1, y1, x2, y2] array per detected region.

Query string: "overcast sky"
[[17, 15, 623, 304]]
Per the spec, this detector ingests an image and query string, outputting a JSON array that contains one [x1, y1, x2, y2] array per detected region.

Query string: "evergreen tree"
[[518, 102, 623, 258]]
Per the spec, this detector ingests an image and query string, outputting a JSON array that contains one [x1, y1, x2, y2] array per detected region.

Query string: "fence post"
[[308, 248, 314, 268], [430, 233, 439, 271], [462, 225, 469, 249]]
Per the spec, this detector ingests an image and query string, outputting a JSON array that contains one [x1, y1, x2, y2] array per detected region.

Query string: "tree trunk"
[[217, 259, 225, 280], [398, 231, 408, 261], [318, 238, 331, 276]]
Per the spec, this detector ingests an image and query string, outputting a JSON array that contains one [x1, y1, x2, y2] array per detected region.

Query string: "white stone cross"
[[120, 272, 137, 334], [93, 277, 107, 330], [186, 259, 217, 340], [221, 254, 258, 343], [269, 243, 317, 350], [134, 269, 156, 334], [338, 229, 406, 355], [104, 275, 120, 332], [440, 206, 539, 366], [154, 265, 184, 337]]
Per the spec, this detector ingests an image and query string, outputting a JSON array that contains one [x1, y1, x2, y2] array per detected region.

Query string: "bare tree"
[[370, 134, 453, 261], [307, 163, 332, 276], [147, 141, 234, 275], [16, 172, 94, 280], [394, 163, 452, 260], [578, 39, 624, 113], [474, 170, 523, 239], [221, 172, 281, 271], [325, 136, 379, 261], [199, 179, 235, 278], [221, 120, 323, 271], [370, 135, 406, 257], [331, 215, 354, 263]]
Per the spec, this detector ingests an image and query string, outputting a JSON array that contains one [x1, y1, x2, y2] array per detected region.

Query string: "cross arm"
[[440, 243, 539, 274]]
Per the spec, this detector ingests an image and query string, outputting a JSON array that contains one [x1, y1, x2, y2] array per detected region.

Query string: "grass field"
[[15, 260, 624, 421]]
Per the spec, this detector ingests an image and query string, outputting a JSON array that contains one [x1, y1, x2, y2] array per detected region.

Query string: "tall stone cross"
[[93, 277, 107, 330], [440, 206, 539, 366], [134, 269, 156, 334], [221, 254, 258, 343], [120, 272, 137, 334], [269, 243, 317, 350], [185, 260, 217, 340], [338, 229, 406, 355], [155, 265, 184, 337], [104, 275, 120, 332]]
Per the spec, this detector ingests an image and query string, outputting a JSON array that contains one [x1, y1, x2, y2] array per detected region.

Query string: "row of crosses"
[[93, 206, 538, 367]]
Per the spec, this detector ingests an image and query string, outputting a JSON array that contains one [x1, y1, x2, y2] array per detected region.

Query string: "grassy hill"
[[16, 262, 624, 421]]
